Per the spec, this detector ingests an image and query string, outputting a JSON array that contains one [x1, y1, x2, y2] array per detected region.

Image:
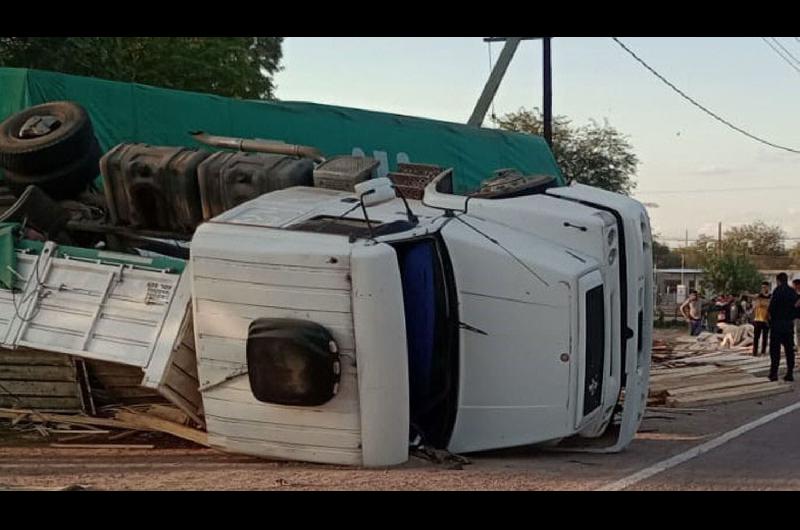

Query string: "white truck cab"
[[188, 169, 653, 466]]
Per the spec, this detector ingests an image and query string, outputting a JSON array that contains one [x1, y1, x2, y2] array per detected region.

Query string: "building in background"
[[655, 268, 704, 310]]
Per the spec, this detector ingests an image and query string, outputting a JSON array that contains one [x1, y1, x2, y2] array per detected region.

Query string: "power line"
[[658, 237, 800, 242], [611, 37, 800, 155], [769, 37, 800, 67], [486, 41, 497, 121], [761, 37, 800, 74], [635, 185, 800, 196]]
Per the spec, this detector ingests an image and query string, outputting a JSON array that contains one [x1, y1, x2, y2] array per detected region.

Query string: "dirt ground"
[[1, 327, 797, 491]]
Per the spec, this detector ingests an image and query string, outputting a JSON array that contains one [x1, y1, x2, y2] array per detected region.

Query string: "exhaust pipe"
[[190, 131, 325, 163]]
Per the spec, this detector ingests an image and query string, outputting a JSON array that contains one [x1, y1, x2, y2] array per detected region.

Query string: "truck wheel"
[[0, 101, 95, 175], [4, 137, 101, 200]]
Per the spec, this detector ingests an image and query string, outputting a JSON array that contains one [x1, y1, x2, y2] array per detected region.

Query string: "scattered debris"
[[50, 443, 155, 449], [0, 403, 207, 447], [411, 445, 471, 469], [649, 331, 792, 408]]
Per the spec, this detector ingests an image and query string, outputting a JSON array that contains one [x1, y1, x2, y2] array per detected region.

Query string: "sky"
[[273, 37, 800, 248]]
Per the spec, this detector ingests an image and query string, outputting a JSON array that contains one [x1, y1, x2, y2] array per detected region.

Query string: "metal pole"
[[468, 38, 523, 127], [543, 37, 553, 148], [471, 37, 548, 131], [682, 228, 688, 286]]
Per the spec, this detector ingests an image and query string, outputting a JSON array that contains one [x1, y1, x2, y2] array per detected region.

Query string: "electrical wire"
[[452, 214, 549, 286], [9, 251, 50, 323], [487, 41, 497, 122], [657, 236, 800, 242], [768, 37, 800, 67], [611, 37, 800, 155], [761, 37, 800, 74], [635, 185, 800, 196]]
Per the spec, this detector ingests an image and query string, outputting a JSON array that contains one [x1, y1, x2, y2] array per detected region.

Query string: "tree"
[[700, 252, 763, 296], [790, 242, 800, 260], [652, 238, 683, 268], [723, 221, 786, 256], [494, 108, 638, 195], [0, 38, 283, 99]]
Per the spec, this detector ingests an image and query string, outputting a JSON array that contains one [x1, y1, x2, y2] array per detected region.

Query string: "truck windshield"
[[392, 236, 459, 448]]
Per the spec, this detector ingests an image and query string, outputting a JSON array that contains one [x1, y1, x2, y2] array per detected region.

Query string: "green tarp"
[[0, 67, 563, 194], [0, 223, 17, 289]]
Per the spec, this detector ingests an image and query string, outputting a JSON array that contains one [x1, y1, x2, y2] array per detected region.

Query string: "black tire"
[[5, 137, 102, 200], [0, 101, 95, 175]]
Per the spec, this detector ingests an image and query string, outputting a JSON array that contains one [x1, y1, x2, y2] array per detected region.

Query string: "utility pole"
[[542, 37, 552, 147], [471, 37, 553, 148], [681, 228, 687, 287], [468, 38, 522, 127]]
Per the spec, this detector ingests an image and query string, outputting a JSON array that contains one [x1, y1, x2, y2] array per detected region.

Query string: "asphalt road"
[[2, 386, 800, 490], [631, 406, 800, 490]]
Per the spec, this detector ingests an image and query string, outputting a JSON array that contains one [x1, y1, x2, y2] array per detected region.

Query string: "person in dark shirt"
[[767, 273, 798, 381]]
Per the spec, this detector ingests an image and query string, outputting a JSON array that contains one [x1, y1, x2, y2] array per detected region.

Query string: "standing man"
[[680, 290, 703, 336], [752, 282, 771, 356], [792, 278, 800, 347], [767, 273, 798, 382]]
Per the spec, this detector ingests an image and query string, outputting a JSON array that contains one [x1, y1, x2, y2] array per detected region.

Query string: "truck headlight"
[[608, 248, 617, 266]]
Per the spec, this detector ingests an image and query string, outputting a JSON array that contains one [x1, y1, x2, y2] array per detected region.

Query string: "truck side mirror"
[[247, 318, 340, 406]]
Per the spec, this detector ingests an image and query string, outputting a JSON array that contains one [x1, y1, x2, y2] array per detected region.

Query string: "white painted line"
[[597, 398, 800, 491]]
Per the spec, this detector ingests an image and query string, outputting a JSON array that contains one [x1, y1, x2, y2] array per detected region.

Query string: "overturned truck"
[[0, 167, 653, 466], [0, 90, 653, 465]]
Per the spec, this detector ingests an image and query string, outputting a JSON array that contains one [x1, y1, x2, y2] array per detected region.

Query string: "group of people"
[[679, 273, 800, 382]]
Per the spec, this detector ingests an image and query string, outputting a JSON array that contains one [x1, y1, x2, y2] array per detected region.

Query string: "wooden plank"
[[91, 375, 145, 387], [650, 366, 743, 382], [713, 358, 772, 368], [139, 404, 190, 425], [171, 326, 198, 376], [649, 365, 719, 379], [48, 429, 111, 434], [113, 410, 208, 446], [649, 371, 747, 393], [666, 377, 768, 397], [646, 406, 707, 413], [159, 386, 204, 427], [50, 443, 154, 449], [97, 387, 161, 399], [86, 360, 143, 377], [0, 350, 72, 366], [650, 370, 752, 388], [0, 365, 78, 382], [57, 433, 103, 443], [0, 380, 80, 397], [172, 346, 198, 377], [164, 364, 200, 404], [0, 397, 82, 409], [75, 358, 94, 416], [107, 430, 137, 441], [0, 408, 153, 430], [665, 382, 791, 407]]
